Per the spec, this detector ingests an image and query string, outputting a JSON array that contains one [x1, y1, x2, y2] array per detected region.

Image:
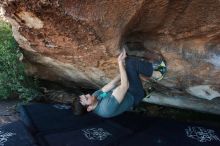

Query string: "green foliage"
[[0, 21, 41, 101]]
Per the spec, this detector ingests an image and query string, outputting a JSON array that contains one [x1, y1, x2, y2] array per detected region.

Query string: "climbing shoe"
[[152, 60, 167, 81]]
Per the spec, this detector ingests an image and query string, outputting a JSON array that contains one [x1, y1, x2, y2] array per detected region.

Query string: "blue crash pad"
[[0, 121, 36, 146], [37, 121, 132, 146], [19, 103, 220, 146], [118, 119, 220, 146], [109, 111, 156, 133], [19, 103, 102, 134]]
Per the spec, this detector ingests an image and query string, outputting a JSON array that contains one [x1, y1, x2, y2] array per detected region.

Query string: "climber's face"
[[79, 94, 97, 111]]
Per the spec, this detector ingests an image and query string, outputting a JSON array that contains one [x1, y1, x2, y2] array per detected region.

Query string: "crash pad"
[[0, 121, 36, 146]]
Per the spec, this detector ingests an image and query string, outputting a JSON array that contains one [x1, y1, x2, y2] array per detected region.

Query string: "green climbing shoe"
[[152, 60, 167, 81]]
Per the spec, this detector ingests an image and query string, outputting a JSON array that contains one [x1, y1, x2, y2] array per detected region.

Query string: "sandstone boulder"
[[1, 0, 220, 114]]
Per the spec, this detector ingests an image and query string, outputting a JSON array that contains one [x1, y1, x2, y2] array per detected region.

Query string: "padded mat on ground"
[[20, 103, 220, 146], [118, 119, 220, 146], [19, 103, 103, 134], [0, 121, 36, 146], [37, 121, 132, 146], [109, 112, 156, 132]]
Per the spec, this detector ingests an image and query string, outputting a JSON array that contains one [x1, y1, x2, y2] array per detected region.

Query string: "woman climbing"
[[75, 45, 166, 118]]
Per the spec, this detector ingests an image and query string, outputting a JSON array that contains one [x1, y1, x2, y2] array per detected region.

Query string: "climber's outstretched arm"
[[112, 49, 129, 103]]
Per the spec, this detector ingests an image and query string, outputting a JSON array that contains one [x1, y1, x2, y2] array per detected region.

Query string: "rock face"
[[1, 0, 220, 113]]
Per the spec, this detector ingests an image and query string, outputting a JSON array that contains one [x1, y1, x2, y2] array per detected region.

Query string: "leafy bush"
[[0, 20, 40, 101]]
